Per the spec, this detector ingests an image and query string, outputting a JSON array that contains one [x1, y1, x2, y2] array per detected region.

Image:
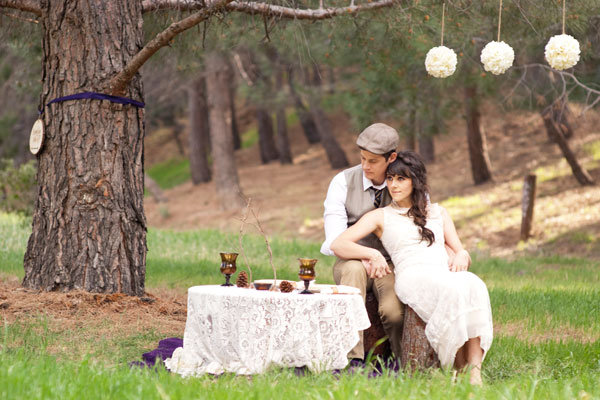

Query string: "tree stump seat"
[[363, 292, 440, 371]]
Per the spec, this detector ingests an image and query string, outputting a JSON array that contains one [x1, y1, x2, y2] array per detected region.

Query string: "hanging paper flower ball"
[[425, 46, 458, 78], [480, 41, 515, 75], [544, 34, 580, 70]]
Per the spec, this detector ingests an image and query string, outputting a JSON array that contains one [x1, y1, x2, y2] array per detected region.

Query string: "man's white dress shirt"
[[320, 168, 386, 256]]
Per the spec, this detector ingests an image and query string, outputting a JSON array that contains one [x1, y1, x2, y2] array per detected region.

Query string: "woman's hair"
[[386, 150, 434, 246]]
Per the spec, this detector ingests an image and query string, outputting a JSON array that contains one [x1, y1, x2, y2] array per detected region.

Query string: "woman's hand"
[[362, 250, 391, 279], [449, 249, 471, 272]]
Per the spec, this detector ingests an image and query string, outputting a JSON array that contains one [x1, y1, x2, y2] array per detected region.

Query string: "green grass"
[[1, 212, 600, 399], [146, 158, 191, 190]]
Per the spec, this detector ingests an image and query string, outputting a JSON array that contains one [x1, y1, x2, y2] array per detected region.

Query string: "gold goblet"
[[298, 258, 317, 294], [220, 252, 238, 286]]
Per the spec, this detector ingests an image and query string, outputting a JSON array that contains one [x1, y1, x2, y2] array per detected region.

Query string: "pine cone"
[[279, 280, 295, 293], [236, 271, 249, 288]]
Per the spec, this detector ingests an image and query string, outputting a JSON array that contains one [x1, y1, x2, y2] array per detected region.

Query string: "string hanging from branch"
[[424, 1, 457, 79], [544, 0, 580, 71], [480, 0, 515, 75]]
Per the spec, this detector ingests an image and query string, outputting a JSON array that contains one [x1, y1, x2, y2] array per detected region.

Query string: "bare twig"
[[248, 205, 277, 289], [232, 52, 254, 86], [0, 0, 41, 17], [507, 63, 600, 116], [237, 198, 253, 283]]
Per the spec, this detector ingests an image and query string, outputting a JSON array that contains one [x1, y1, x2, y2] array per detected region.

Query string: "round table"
[[165, 285, 370, 376]]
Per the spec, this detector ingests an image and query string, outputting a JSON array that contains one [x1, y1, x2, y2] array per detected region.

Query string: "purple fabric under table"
[[130, 337, 183, 369]]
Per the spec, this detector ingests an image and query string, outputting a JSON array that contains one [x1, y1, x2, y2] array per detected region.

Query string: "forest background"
[[0, 0, 599, 398]]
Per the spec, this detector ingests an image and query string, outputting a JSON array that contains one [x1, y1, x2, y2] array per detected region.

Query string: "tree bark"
[[541, 108, 595, 186], [306, 66, 348, 169], [308, 95, 349, 169], [400, 305, 440, 372], [188, 76, 212, 184], [256, 109, 279, 163], [543, 100, 574, 143], [520, 174, 536, 241], [405, 105, 417, 151], [418, 135, 435, 163], [23, 0, 147, 295], [205, 51, 245, 209], [269, 51, 293, 165], [288, 68, 320, 144], [227, 59, 242, 150], [464, 86, 493, 185]]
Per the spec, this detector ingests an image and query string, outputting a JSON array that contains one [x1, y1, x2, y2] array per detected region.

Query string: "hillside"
[[144, 105, 600, 260]]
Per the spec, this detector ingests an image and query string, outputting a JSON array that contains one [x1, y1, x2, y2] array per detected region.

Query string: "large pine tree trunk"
[[23, 0, 146, 295], [205, 51, 245, 209], [188, 77, 211, 184], [464, 86, 493, 185]]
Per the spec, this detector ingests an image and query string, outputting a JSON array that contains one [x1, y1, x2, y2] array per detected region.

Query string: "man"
[[321, 123, 404, 364]]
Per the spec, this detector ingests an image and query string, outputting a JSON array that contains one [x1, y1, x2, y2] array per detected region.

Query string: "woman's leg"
[[465, 337, 483, 385]]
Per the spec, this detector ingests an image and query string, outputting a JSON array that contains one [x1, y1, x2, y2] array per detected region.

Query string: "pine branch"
[[0, 0, 41, 16], [142, 0, 398, 19], [109, 0, 234, 96]]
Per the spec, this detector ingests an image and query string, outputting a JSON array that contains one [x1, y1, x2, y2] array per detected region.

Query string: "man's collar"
[[362, 171, 387, 191]]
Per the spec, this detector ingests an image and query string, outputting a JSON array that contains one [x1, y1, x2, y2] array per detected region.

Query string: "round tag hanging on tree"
[[545, 0, 580, 70], [480, 0, 514, 75], [425, 2, 457, 79]]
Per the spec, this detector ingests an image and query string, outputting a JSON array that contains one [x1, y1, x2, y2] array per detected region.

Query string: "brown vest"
[[344, 165, 391, 260]]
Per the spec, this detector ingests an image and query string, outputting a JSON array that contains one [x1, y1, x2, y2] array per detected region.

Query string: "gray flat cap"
[[356, 123, 399, 154]]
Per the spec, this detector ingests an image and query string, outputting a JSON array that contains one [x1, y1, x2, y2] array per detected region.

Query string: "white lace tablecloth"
[[165, 285, 370, 376]]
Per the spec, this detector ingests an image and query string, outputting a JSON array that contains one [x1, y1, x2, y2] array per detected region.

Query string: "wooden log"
[[520, 174, 537, 241], [400, 305, 440, 372], [363, 292, 392, 359]]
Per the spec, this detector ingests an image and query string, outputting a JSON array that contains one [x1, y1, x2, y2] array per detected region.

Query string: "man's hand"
[[362, 250, 391, 279], [449, 249, 471, 272]]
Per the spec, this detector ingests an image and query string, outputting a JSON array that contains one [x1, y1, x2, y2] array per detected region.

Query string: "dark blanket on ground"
[[130, 337, 183, 369]]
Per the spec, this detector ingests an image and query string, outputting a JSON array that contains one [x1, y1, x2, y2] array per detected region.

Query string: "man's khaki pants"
[[333, 258, 404, 360]]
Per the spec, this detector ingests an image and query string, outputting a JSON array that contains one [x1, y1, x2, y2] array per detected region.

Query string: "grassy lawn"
[[1, 212, 599, 399]]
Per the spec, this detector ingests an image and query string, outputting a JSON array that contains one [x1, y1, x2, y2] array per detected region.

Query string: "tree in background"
[[0, 0, 396, 295]]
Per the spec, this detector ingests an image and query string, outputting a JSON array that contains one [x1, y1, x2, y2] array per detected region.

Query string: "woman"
[[330, 151, 493, 384]]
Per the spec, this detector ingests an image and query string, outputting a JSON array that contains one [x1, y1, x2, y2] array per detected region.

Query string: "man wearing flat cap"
[[321, 123, 404, 365]]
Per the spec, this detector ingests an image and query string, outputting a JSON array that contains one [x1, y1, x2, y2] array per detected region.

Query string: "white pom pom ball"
[[480, 41, 515, 75], [425, 46, 458, 78], [545, 34, 580, 70]]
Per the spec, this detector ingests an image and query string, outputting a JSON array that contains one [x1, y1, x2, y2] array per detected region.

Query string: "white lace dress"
[[380, 203, 493, 367]]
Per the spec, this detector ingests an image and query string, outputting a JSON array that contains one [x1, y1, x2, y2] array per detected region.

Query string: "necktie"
[[371, 187, 383, 208]]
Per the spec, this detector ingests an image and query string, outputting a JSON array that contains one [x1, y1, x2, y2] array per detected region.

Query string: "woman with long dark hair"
[[331, 150, 493, 384]]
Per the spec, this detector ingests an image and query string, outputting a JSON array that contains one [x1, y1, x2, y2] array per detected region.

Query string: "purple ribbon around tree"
[[39, 91, 145, 114]]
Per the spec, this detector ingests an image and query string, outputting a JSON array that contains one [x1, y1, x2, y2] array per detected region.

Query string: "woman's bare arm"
[[330, 209, 390, 278], [441, 206, 471, 272]]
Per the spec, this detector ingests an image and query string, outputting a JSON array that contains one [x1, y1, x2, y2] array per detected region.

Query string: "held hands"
[[448, 249, 471, 272], [361, 250, 391, 279]]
